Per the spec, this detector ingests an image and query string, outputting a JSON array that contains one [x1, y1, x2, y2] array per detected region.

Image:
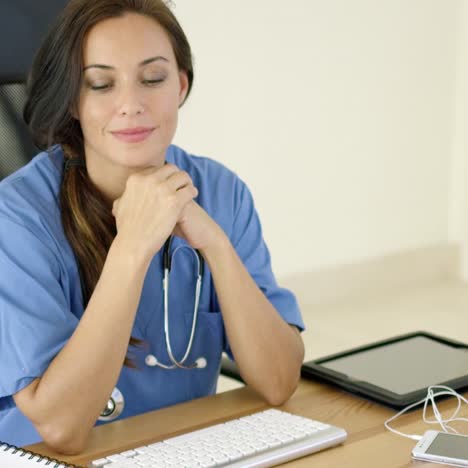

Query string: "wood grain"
[[25, 379, 467, 467]]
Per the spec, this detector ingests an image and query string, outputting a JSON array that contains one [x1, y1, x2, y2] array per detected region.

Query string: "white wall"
[[172, 0, 459, 278], [451, 0, 468, 279]]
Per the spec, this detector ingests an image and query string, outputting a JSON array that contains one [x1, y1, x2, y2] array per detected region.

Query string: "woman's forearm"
[[14, 235, 151, 454], [201, 234, 305, 405]]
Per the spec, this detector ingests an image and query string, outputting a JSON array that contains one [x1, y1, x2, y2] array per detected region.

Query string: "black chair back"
[[0, 0, 68, 179]]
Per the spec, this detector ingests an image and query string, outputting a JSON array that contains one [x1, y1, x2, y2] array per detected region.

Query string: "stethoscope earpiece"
[[195, 357, 207, 369], [145, 354, 158, 367], [145, 353, 207, 369]]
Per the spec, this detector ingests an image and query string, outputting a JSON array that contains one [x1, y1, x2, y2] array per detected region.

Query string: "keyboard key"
[[106, 454, 127, 463], [90, 460, 109, 467], [120, 450, 137, 458]]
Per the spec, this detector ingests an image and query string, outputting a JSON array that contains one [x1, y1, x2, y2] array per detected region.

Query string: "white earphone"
[[385, 385, 468, 441]]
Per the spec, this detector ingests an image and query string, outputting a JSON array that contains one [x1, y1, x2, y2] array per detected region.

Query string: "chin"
[[114, 150, 163, 169]]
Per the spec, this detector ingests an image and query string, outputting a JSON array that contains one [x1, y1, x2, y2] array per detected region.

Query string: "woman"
[[0, 0, 305, 454]]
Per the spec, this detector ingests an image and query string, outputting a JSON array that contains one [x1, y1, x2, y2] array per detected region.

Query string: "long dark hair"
[[23, 0, 194, 367]]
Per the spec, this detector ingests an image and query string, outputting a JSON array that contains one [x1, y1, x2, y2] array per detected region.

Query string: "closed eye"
[[142, 79, 165, 85], [87, 78, 165, 92], [90, 84, 110, 91]]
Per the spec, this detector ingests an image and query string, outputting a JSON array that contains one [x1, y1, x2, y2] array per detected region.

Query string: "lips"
[[111, 127, 155, 143]]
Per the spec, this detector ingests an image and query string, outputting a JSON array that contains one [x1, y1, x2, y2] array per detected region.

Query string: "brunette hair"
[[23, 0, 194, 367]]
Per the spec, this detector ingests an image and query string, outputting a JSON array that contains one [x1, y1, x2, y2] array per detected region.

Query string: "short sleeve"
[[220, 179, 305, 358], [0, 217, 78, 409]]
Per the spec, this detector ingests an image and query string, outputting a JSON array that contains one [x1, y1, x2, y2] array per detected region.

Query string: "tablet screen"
[[320, 336, 468, 395]]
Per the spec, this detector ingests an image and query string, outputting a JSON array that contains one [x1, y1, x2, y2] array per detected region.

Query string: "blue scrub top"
[[0, 144, 304, 447]]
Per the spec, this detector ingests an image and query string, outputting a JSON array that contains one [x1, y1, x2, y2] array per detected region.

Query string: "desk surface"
[[26, 379, 465, 467]]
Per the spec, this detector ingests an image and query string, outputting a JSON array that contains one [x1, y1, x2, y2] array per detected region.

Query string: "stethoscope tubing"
[[148, 235, 206, 370]]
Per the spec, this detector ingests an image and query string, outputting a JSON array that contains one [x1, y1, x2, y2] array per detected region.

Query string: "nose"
[[117, 84, 145, 116]]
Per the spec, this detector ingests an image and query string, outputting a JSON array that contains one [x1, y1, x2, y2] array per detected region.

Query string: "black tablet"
[[301, 331, 468, 408]]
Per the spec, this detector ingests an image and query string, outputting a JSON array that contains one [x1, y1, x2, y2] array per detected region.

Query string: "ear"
[[178, 70, 190, 107]]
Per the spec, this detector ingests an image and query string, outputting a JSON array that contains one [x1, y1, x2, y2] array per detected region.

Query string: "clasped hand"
[[111, 163, 224, 261]]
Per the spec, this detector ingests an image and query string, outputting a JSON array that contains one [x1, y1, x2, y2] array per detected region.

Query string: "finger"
[[166, 171, 194, 192], [175, 184, 198, 208], [137, 162, 180, 181]]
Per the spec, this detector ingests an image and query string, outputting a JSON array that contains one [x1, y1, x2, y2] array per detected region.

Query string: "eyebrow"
[[83, 55, 169, 71]]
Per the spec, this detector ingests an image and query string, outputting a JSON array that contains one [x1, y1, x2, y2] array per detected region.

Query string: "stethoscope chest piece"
[[99, 386, 125, 421]]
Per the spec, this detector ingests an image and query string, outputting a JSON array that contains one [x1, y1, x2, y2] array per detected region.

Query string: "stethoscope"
[[99, 235, 207, 421], [145, 234, 207, 370]]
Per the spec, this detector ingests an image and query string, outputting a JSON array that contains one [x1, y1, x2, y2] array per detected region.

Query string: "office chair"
[[220, 355, 243, 382], [0, 0, 68, 179]]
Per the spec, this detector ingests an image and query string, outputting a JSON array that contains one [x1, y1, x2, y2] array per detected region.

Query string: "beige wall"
[[451, 0, 468, 279], [172, 0, 459, 279]]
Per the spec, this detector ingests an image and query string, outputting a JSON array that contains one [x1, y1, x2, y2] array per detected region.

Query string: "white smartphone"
[[412, 430, 468, 467]]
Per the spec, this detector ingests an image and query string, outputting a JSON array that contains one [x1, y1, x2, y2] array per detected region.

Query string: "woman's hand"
[[112, 164, 198, 263], [172, 200, 226, 253]]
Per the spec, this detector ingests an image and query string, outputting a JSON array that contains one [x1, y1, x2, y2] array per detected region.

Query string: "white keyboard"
[[89, 409, 347, 468]]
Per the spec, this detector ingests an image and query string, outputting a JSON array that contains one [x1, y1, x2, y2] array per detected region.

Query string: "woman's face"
[[77, 12, 188, 170]]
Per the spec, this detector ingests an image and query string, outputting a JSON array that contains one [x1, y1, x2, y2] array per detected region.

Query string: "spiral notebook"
[[0, 441, 83, 467]]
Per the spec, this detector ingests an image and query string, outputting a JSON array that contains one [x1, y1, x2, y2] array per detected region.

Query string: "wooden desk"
[[26, 379, 466, 467]]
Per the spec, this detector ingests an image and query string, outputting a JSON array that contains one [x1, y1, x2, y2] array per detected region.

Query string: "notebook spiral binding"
[[0, 440, 84, 468]]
